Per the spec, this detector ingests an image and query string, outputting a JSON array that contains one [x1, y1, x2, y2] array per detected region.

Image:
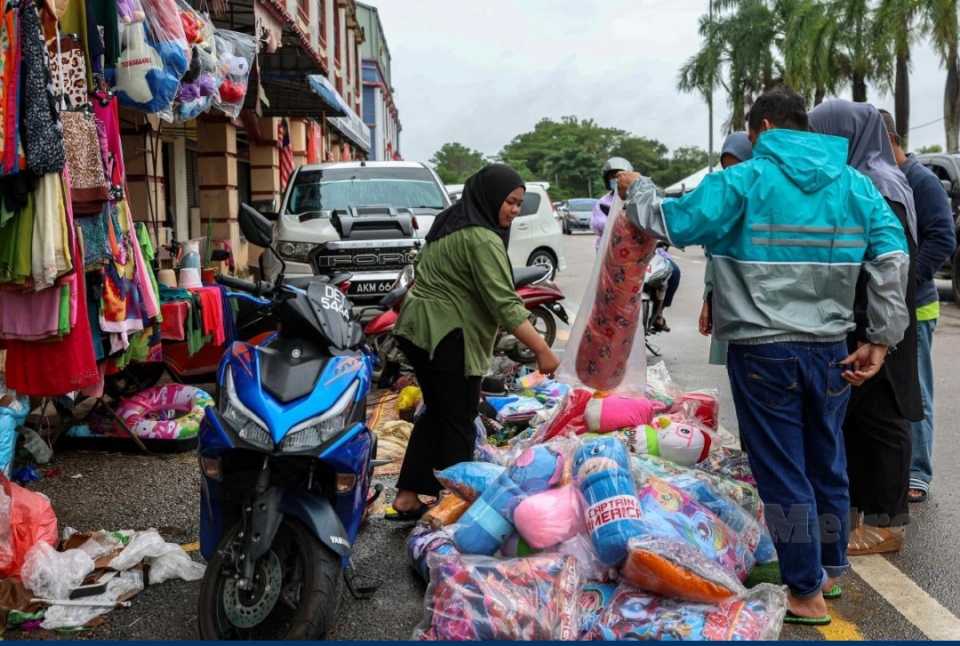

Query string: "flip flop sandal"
[[823, 584, 842, 600], [383, 503, 428, 522], [908, 488, 928, 503], [784, 611, 832, 626]]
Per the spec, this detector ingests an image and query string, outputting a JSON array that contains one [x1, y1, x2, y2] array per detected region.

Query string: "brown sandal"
[[908, 488, 928, 503], [847, 525, 904, 556]]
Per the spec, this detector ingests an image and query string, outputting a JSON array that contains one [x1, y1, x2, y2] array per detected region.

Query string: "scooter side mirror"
[[239, 203, 274, 248]]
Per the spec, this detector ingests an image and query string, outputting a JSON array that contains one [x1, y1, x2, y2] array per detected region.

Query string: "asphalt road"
[[25, 232, 960, 640]]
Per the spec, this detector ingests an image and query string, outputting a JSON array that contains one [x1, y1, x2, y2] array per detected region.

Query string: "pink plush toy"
[[514, 485, 586, 550], [584, 395, 663, 433], [629, 416, 713, 467]]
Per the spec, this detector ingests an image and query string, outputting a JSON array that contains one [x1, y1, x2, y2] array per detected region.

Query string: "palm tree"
[[925, 0, 960, 152], [873, 0, 923, 149]]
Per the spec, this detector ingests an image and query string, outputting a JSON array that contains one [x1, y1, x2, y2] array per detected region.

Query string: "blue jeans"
[[728, 341, 852, 597], [910, 318, 937, 492]]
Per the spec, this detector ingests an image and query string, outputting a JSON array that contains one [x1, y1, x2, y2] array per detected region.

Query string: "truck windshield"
[[286, 167, 448, 215]]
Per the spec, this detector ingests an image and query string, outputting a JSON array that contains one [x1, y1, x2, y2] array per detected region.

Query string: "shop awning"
[[307, 75, 371, 152], [307, 75, 349, 118], [255, 70, 347, 118]]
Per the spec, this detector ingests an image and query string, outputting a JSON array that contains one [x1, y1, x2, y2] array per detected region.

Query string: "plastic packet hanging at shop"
[[213, 29, 256, 118], [111, 0, 185, 114], [558, 193, 657, 394], [588, 582, 787, 641], [172, 0, 219, 121], [414, 553, 582, 641]]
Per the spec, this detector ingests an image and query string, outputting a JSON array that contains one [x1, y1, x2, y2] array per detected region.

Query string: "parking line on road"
[[851, 555, 960, 640], [816, 611, 863, 641]]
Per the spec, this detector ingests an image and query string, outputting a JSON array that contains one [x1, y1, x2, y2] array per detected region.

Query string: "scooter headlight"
[[280, 381, 359, 453], [221, 368, 273, 451]]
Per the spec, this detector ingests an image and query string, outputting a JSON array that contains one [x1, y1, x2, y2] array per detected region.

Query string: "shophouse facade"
[[357, 2, 401, 161]]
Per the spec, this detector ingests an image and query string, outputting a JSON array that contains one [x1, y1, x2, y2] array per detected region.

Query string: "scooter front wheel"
[[198, 518, 342, 640], [506, 306, 558, 364]]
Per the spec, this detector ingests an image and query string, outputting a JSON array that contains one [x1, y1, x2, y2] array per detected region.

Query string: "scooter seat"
[[513, 265, 549, 288]]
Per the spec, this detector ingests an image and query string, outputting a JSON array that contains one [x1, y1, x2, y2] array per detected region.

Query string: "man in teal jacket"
[[618, 87, 909, 625]]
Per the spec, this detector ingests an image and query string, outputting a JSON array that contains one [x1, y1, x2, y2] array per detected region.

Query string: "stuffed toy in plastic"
[[112, 21, 181, 113], [453, 446, 563, 555], [574, 437, 643, 566], [514, 484, 585, 550], [584, 394, 661, 433], [619, 477, 755, 603], [588, 582, 787, 641], [435, 462, 505, 502], [627, 415, 713, 466]]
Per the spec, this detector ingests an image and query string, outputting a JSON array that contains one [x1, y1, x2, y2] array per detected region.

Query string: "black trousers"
[[395, 331, 482, 497], [844, 378, 911, 528]]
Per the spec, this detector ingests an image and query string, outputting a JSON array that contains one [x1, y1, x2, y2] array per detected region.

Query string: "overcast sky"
[[366, 0, 949, 164]]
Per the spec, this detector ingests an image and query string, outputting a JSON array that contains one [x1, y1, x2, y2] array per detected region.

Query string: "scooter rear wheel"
[[198, 518, 342, 640], [507, 305, 557, 364]]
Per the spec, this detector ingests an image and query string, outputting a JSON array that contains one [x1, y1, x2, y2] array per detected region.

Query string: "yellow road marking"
[[816, 610, 864, 640], [180, 541, 200, 553]]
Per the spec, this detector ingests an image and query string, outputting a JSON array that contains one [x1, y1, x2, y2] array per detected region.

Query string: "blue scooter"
[[197, 204, 380, 639]]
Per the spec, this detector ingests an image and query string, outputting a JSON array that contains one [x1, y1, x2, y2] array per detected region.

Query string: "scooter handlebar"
[[217, 275, 274, 294]]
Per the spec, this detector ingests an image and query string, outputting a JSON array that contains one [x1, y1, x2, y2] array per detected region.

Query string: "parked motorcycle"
[[641, 245, 675, 357], [364, 263, 568, 387], [196, 205, 378, 640]]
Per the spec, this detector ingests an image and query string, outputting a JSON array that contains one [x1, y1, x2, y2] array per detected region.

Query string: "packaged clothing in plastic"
[[435, 462, 505, 502], [559, 194, 657, 393], [645, 361, 684, 408], [551, 534, 616, 583], [623, 415, 714, 466], [584, 394, 661, 433], [407, 524, 458, 582], [21, 542, 95, 600], [415, 553, 582, 641], [423, 493, 470, 529], [588, 582, 787, 641], [453, 445, 563, 555], [0, 475, 58, 578], [574, 437, 643, 566], [0, 394, 28, 477], [631, 455, 774, 563], [41, 570, 144, 630], [578, 582, 618, 638], [514, 484, 585, 549], [214, 29, 256, 118], [697, 447, 758, 487]]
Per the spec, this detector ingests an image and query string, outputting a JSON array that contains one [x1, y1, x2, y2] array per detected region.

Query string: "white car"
[[444, 182, 566, 277]]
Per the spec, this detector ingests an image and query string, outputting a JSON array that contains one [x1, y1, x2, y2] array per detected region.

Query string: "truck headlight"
[[221, 368, 273, 451], [277, 241, 316, 263], [281, 381, 359, 452]]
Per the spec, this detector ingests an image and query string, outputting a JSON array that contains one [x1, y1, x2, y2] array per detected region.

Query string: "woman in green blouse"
[[385, 164, 561, 520]]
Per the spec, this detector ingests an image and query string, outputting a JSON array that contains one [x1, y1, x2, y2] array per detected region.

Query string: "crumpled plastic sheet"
[[40, 570, 144, 630], [109, 529, 205, 584], [21, 542, 96, 601]]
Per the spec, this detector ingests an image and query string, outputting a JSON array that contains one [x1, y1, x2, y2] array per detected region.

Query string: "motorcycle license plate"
[[350, 280, 395, 296]]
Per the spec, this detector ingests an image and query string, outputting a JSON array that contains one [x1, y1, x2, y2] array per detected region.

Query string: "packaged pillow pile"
[[406, 364, 788, 641]]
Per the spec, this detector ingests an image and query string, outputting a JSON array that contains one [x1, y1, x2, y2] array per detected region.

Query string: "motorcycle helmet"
[[602, 157, 634, 189]]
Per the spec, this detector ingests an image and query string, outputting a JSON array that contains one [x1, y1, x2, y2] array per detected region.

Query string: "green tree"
[[916, 144, 944, 153], [925, 0, 960, 152], [659, 147, 714, 188], [873, 0, 924, 148], [499, 117, 626, 200], [429, 142, 487, 185], [608, 136, 670, 179]]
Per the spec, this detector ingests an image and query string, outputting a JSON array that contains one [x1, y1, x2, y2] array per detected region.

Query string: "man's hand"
[[698, 301, 713, 336], [535, 348, 561, 378], [840, 342, 888, 386], [617, 171, 643, 199]]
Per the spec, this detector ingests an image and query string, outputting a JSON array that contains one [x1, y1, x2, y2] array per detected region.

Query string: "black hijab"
[[425, 164, 525, 249]]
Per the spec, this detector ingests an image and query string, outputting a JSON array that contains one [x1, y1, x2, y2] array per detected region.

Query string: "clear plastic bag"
[[645, 361, 684, 407], [112, 13, 182, 113], [213, 29, 256, 118], [21, 543, 96, 600], [514, 484, 585, 549], [40, 570, 144, 630], [406, 524, 458, 582], [147, 546, 205, 584], [108, 528, 204, 583], [434, 462, 505, 502], [0, 397, 27, 477], [588, 582, 787, 641], [172, 0, 219, 121], [550, 534, 616, 583], [558, 194, 657, 394], [414, 553, 582, 641], [0, 476, 58, 578]]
